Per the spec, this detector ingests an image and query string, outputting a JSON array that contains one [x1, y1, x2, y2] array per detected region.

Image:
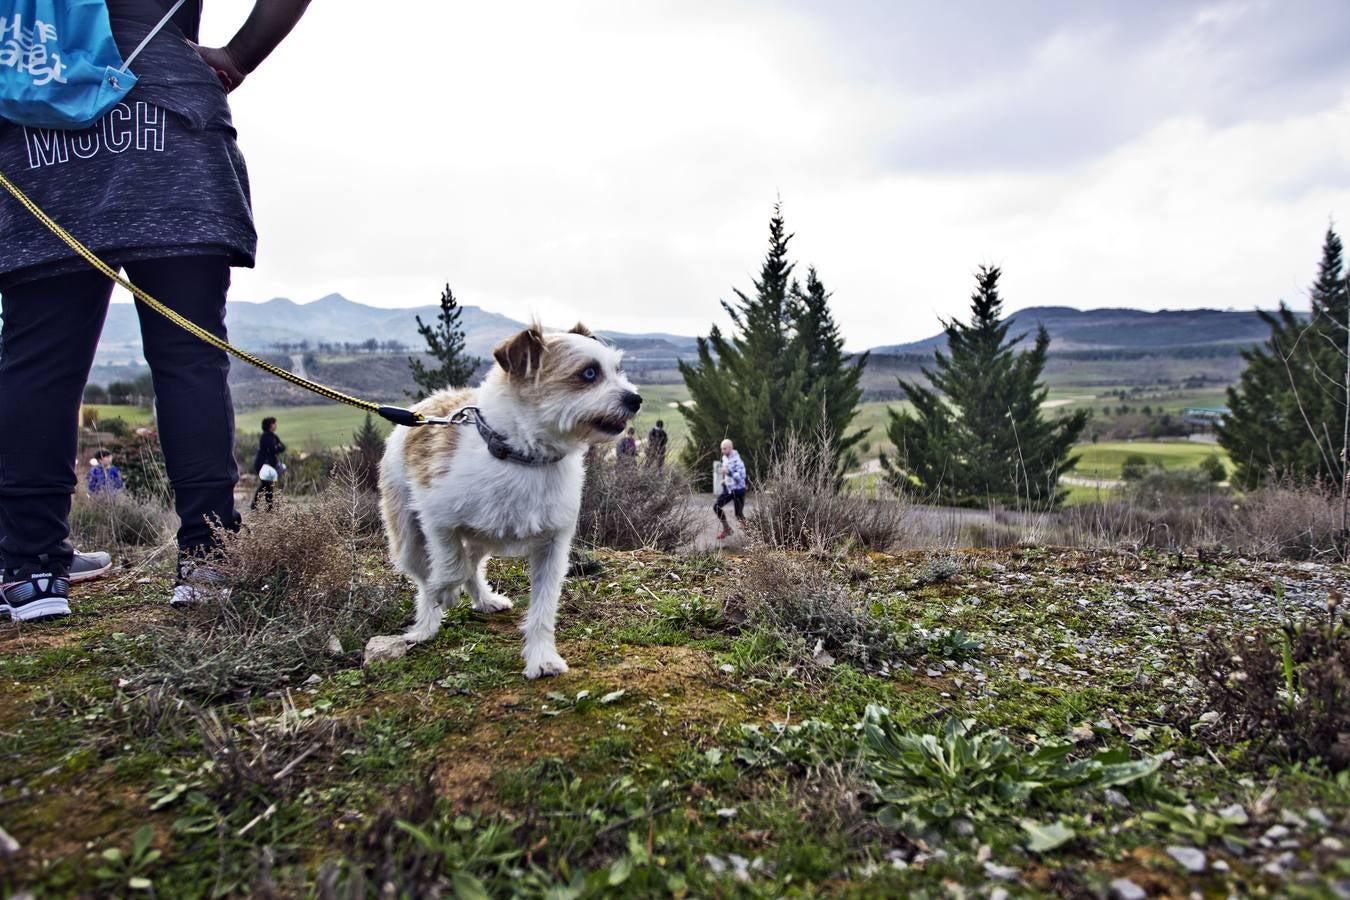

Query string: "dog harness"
[[446, 406, 566, 467]]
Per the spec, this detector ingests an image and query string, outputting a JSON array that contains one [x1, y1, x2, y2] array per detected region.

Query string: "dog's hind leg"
[[464, 550, 513, 614], [404, 530, 470, 643]]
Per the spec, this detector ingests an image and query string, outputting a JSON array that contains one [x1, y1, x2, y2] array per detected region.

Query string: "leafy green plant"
[[1141, 802, 1250, 848], [94, 825, 162, 894], [860, 708, 1160, 843], [734, 719, 838, 770]]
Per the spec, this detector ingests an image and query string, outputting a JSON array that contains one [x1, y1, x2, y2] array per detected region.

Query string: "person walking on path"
[[714, 439, 747, 540], [0, 0, 313, 620], [616, 427, 639, 464], [86, 450, 124, 496], [646, 420, 668, 469], [250, 416, 285, 512]]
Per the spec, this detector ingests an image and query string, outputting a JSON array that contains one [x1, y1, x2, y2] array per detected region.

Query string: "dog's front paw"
[[473, 592, 514, 614], [522, 648, 569, 679]]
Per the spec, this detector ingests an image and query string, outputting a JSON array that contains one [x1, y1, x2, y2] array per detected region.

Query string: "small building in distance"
[[1183, 406, 1229, 435]]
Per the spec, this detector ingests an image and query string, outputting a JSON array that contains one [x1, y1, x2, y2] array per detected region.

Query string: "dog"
[[379, 323, 641, 678]]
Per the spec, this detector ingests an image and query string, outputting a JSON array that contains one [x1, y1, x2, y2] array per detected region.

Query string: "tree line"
[[407, 207, 1347, 520]]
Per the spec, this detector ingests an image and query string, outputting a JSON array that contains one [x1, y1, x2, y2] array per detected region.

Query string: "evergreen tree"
[[679, 204, 866, 483], [791, 267, 869, 467], [408, 284, 480, 399], [880, 265, 1087, 507], [348, 412, 386, 491], [1219, 227, 1349, 488]]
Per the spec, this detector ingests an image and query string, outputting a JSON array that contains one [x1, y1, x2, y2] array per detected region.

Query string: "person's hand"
[[188, 42, 246, 92]]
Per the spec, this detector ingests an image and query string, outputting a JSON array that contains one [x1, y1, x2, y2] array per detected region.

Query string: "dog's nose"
[[621, 391, 643, 413]]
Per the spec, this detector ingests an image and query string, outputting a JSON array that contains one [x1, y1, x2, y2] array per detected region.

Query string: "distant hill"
[[94, 293, 699, 366], [870, 306, 1285, 355]]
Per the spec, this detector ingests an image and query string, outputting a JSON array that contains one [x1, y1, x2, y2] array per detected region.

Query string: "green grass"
[[234, 403, 392, 451], [81, 403, 154, 429], [1070, 440, 1229, 481], [4, 546, 1346, 897]]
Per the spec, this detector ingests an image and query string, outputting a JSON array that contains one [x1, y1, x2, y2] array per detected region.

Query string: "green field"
[[1070, 440, 1229, 481]]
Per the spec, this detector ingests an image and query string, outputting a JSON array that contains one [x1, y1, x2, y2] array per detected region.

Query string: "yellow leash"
[[0, 168, 433, 428]]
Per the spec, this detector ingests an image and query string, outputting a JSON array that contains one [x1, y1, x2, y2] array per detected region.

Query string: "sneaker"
[[1, 567, 72, 621], [70, 550, 113, 583], [172, 560, 231, 607], [716, 528, 731, 541]]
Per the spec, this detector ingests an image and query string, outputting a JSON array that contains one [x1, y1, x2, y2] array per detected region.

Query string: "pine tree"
[[791, 267, 869, 467], [881, 265, 1087, 507], [348, 412, 386, 491], [1219, 227, 1349, 488], [408, 284, 480, 400], [679, 205, 866, 483]]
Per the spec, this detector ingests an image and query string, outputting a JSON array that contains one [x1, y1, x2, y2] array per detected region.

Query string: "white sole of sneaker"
[[4, 597, 72, 621], [70, 562, 113, 583]]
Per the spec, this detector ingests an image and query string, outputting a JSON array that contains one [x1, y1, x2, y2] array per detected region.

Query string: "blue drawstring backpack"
[[0, 0, 185, 129]]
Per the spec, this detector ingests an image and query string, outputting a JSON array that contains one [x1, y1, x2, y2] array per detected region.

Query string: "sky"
[[190, 0, 1350, 348]]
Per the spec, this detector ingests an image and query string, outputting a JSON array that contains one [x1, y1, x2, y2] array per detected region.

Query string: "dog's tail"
[[379, 431, 429, 581]]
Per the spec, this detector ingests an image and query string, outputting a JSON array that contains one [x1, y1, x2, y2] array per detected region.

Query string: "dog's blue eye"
[[582, 367, 598, 382]]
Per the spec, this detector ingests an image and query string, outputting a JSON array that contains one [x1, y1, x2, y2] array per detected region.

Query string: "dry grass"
[[750, 435, 908, 553], [69, 492, 175, 552], [721, 550, 902, 670], [1226, 482, 1345, 561], [126, 464, 403, 700], [578, 456, 700, 551]]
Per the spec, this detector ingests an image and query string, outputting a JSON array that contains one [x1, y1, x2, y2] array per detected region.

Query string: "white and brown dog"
[[379, 323, 641, 678]]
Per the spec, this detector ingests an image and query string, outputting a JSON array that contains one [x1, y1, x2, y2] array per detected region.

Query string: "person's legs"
[[0, 270, 114, 576], [713, 489, 732, 535], [732, 489, 746, 522], [126, 257, 240, 559], [262, 481, 274, 511]]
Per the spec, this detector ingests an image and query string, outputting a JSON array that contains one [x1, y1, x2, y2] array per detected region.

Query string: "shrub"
[[1120, 453, 1151, 481], [108, 430, 172, 502], [1200, 453, 1227, 483], [126, 465, 403, 700], [721, 551, 900, 670], [577, 455, 699, 552], [1192, 611, 1349, 770], [69, 493, 174, 551], [1226, 482, 1344, 561], [749, 434, 907, 553]]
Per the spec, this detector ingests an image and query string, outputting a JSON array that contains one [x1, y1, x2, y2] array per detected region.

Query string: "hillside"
[[873, 306, 1288, 355]]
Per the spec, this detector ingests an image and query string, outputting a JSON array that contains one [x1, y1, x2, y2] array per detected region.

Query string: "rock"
[[1280, 810, 1306, 828], [809, 640, 835, 668], [1070, 724, 1094, 741], [303, 674, 322, 686], [1212, 859, 1229, 872], [1305, 807, 1330, 827], [719, 663, 735, 675], [363, 635, 408, 666], [983, 861, 1018, 881], [990, 889, 1009, 900], [1197, 711, 1219, 726], [716, 807, 738, 819], [1167, 845, 1207, 873], [326, 634, 344, 656], [703, 854, 726, 876], [1110, 877, 1147, 900], [0, 824, 19, 858], [1263, 824, 1291, 842], [1104, 789, 1131, 809], [1017, 667, 1032, 681]]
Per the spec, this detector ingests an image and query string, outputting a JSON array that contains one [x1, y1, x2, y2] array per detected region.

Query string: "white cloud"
[[182, 1, 1350, 350]]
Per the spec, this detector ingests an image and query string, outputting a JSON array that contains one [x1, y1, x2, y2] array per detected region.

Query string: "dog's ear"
[[493, 326, 546, 378], [568, 322, 594, 338]]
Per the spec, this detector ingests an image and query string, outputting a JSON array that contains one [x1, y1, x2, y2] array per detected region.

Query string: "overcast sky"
[[193, 0, 1350, 348]]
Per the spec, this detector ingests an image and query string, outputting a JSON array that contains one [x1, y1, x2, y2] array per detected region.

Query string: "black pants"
[[251, 480, 274, 511], [714, 488, 746, 528], [0, 256, 240, 572]]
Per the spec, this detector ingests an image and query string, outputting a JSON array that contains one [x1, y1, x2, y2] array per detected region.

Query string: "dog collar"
[[446, 406, 566, 466]]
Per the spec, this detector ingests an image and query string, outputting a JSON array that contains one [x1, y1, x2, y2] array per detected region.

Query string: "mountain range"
[[92, 293, 1283, 368]]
